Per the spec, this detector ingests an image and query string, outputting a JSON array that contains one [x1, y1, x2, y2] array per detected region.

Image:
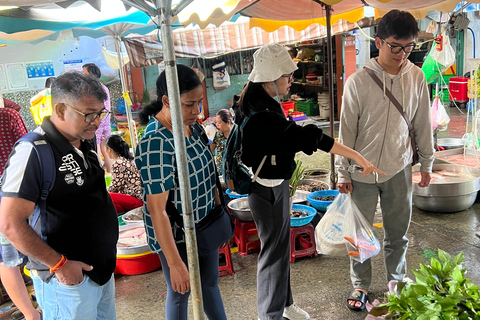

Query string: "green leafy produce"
[[289, 160, 310, 197], [137, 126, 146, 141], [370, 249, 480, 320]]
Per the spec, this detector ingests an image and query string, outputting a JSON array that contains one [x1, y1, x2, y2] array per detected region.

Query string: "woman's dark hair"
[[376, 10, 419, 40], [139, 64, 202, 125], [216, 109, 233, 124], [106, 135, 133, 160], [82, 63, 102, 79], [45, 77, 56, 88], [288, 48, 298, 59], [238, 82, 283, 118]]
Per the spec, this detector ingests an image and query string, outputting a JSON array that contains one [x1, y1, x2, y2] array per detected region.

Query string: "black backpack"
[[222, 117, 266, 195]]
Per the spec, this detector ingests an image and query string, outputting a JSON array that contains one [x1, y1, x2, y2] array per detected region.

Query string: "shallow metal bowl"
[[304, 168, 331, 184], [437, 138, 464, 150], [413, 164, 480, 213], [297, 179, 330, 192], [227, 197, 254, 221]]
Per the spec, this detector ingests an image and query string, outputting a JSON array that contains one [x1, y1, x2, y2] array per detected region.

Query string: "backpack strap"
[[238, 116, 266, 182], [16, 132, 55, 242]]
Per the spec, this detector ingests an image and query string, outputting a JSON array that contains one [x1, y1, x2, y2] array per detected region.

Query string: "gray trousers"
[[249, 180, 293, 320], [350, 166, 412, 290]]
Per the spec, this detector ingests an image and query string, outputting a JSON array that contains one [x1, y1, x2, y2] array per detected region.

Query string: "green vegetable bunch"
[[371, 249, 480, 320], [289, 160, 309, 197]]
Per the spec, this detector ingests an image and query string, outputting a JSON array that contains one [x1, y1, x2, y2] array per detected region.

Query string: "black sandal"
[[346, 290, 367, 311]]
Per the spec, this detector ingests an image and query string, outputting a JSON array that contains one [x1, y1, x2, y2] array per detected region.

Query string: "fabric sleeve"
[[243, 112, 335, 156], [412, 77, 434, 173], [1, 142, 43, 203], [10, 112, 28, 142], [135, 134, 175, 195], [335, 76, 361, 183], [107, 159, 122, 193], [3, 99, 21, 112]]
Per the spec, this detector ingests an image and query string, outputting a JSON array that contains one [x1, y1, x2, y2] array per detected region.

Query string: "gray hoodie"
[[336, 58, 434, 184]]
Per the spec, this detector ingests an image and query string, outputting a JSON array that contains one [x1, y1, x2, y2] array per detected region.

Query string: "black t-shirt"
[[1, 117, 118, 285]]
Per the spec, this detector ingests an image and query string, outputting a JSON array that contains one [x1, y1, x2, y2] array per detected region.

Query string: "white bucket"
[[319, 105, 330, 120]]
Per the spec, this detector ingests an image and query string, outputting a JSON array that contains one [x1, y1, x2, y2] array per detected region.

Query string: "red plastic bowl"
[[115, 252, 161, 275]]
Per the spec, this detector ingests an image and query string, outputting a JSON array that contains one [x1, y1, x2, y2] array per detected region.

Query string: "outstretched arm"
[[0, 264, 41, 320]]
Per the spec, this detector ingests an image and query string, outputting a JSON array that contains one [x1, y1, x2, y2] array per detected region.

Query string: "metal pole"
[[158, 1, 205, 319], [114, 36, 137, 150], [326, 5, 336, 189]]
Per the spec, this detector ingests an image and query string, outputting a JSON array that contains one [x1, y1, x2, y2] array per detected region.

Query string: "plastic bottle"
[[0, 232, 22, 267]]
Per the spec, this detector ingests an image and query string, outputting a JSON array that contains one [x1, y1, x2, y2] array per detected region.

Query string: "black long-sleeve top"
[[241, 110, 334, 180]]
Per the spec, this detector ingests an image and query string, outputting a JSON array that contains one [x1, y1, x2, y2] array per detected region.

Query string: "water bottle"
[[0, 232, 22, 267]]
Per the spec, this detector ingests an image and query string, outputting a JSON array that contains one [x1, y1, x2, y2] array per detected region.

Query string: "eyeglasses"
[[281, 72, 294, 82], [381, 38, 416, 54], [64, 103, 109, 123]]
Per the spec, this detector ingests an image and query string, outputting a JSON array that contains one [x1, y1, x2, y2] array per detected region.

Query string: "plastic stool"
[[234, 218, 261, 256], [290, 223, 317, 263], [218, 242, 234, 276]]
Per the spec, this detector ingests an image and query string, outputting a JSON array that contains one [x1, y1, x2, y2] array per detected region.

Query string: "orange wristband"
[[49, 255, 67, 274]]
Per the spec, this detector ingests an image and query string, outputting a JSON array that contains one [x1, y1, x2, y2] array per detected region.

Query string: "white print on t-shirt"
[[75, 176, 84, 186], [59, 154, 83, 186], [64, 173, 74, 184]]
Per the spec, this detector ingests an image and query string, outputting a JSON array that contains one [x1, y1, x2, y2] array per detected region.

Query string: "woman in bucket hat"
[[238, 43, 385, 320]]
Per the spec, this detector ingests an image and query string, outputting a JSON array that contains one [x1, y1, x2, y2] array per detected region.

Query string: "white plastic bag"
[[431, 96, 450, 131], [436, 99, 450, 131], [212, 59, 231, 90], [315, 193, 349, 256], [342, 194, 380, 263], [315, 193, 381, 262], [430, 33, 455, 70]]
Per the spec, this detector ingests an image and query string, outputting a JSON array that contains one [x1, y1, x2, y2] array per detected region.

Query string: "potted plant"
[[368, 249, 480, 319]]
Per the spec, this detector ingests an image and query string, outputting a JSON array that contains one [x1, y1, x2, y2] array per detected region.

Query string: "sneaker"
[[283, 304, 310, 320]]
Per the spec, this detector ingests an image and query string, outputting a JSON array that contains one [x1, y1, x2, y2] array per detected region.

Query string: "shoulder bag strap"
[[364, 67, 418, 157], [239, 115, 267, 181]]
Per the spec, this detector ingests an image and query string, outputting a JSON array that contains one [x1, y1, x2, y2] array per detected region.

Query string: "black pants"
[[249, 180, 293, 320]]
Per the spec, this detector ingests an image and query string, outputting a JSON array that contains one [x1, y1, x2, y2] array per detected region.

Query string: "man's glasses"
[[381, 38, 416, 54], [281, 72, 294, 82], [64, 104, 109, 123]]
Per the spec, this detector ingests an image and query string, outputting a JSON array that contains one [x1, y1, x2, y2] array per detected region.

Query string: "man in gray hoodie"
[[335, 10, 434, 311]]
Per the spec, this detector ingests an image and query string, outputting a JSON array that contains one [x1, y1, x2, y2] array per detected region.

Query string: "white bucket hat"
[[248, 44, 298, 83]]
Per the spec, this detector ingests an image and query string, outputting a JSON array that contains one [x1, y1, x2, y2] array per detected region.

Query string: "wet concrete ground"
[[115, 192, 480, 320], [115, 107, 480, 320]]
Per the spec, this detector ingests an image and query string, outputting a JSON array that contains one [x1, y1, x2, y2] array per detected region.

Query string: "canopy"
[[176, 0, 480, 32]]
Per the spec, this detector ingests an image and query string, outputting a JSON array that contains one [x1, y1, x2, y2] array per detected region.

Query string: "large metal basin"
[[437, 138, 464, 150], [413, 164, 480, 213], [227, 197, 254, 221]]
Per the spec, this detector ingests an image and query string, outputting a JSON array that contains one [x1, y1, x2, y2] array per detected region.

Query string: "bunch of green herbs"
[[289, 160, 310, 197], [370, 249, 480, 320]]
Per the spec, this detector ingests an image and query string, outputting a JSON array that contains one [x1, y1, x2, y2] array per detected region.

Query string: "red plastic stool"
[[290, 223, 317, 263], [218, 242, 234, 276], [234, 218, 261, 256]]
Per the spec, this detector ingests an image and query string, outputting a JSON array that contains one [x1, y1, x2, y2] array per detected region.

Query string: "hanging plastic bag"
[[315, 193, 381, 262], [342, 194, 381, 263], [422, 33, 455, 84], [436, 98, 450, 131], [315, 193, 350, 256], [430, 34, 455, 70], [212, 59, 230, 90], [431, 96, 439, 130]]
